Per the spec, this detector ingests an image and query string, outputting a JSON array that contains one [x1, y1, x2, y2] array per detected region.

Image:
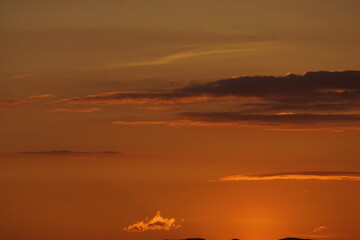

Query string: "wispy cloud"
[[279, 238, 312, 240], [29, 94, 56, 99], [113, 121, 183, 126], [108, 47, 258, 69], [112, 120, 251, 127], [0, 100, 29, 106], [17, 150, 122, 155], [216, 171, 360, 182], [164, 238, 206, 240], [50, 108, 100, 113], [178, 112, 360, 129], [112, 113, 360, 132], [11, 74, 34, 80], [59, 91, 245, 105], [124, 211, 180, 232]]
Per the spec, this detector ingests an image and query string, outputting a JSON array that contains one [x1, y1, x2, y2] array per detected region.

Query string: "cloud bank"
[[124, 211, 180, 232], [217, 171, 360, 182], [61, 70, 360, 107], [60, 71, 360, 129]]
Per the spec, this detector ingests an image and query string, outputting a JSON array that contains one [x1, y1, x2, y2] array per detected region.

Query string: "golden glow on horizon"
[[1, 1, 360, 240]]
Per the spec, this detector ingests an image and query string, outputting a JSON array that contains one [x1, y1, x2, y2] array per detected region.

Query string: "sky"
[[0, 1, 360, 240]]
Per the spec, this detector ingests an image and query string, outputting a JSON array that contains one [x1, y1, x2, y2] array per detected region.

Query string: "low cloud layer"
[[60, 71, 360, 129], [124, 211, 180, 232], [217, 171, 360, 181], [60, 71, 360, 109]]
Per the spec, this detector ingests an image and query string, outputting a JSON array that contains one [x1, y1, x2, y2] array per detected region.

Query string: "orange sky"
[[1, 1, 360, 240]]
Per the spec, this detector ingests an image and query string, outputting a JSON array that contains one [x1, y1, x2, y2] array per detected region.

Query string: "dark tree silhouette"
[[183, 239, 206, 240]]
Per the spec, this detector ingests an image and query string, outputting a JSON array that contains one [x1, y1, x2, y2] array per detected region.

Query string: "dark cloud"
[[232, 102, 360, 114], [62, 71, 360, 129], [178, 70, 360, 114], [183, 239, 206, 240], [181, 71, 360, 99], [59, 91, 196, 105], [84, 70, 358, 95], [61, 70, 360, 110], [217, 171, 360, 181]]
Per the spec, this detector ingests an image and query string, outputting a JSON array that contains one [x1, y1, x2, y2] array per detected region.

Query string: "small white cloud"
[[123, 211, 180, 232], [314, 225, 328, 233]]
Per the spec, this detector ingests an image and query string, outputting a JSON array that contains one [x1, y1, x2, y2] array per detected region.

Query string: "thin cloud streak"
[[29, 94, 56, 99], [50, 108, 101, 113], [59, 91, 252, 105], [11, 74, 34, 80], [0, 100, 30, 106], [113, 121, 182, 126], [17, 150, 122, 155], [112, 113, 360, 131], [216, 171, 360, 182], [112, 120, 244, 127], [107, 47, 259, 69], [178, 112, 360, 129]]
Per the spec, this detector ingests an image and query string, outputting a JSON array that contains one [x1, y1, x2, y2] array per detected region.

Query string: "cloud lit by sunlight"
[[313, 225, 328, 233], [216, 171, 360, 182], [123, 211, 181, 232]]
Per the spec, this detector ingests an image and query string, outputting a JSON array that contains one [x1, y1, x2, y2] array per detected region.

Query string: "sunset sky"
[[1, 1, 360, 240]]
